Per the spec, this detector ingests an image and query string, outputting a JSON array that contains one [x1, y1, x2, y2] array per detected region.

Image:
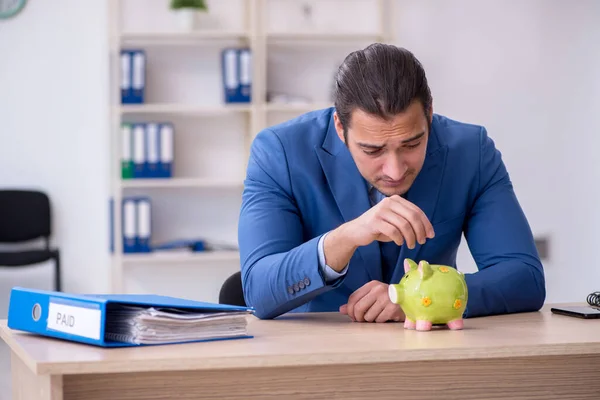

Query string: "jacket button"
[[303, 277, 311, 286], [287, 286, 294, 294], [293, 283, 300, 292], [298, 281, 305, 289]]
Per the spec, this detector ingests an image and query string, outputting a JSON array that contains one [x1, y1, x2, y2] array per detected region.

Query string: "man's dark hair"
[[333, 43, 432, 139]]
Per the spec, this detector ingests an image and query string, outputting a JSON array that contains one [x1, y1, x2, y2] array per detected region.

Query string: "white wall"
[[0, 0, 598, 308], [392, 0, 600, 302], [0, 0, 111, 310]]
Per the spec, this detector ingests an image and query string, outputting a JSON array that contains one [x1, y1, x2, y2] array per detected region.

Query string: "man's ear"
[[333, 112, 345, 144]]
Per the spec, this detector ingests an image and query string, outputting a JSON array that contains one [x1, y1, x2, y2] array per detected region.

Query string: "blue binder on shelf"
[[221, 48, 250, 103], [120, 50, 132, 104], [158, 122, 173, 178], [132, 123, 147, 178], [121, 196, 152, 253], [238, 48, 252, 103], [131, 50, 146, 103], [122, 197, 137, 253], [145, 122, 160, 178], [135, 196, 151, 253], [7, 287, 254, 348], [121, 49, 145, 104]]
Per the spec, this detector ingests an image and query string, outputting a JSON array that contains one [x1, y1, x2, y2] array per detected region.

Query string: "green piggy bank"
[[388, 258, 468, 331]]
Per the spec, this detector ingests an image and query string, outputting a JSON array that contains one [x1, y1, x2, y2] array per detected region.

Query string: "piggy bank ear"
[[404, 258, 418, 273], [418, 260, 433, 280]]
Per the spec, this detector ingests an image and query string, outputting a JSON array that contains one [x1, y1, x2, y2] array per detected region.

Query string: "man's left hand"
[[339, 281, 405, 322]]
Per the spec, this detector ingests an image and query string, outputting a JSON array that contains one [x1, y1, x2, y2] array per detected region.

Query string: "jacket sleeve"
[[462, 127, 546, 318], [238, 129, 341, 319]]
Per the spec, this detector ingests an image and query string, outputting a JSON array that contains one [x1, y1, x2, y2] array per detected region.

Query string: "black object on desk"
[[551, 291, 600, 319]]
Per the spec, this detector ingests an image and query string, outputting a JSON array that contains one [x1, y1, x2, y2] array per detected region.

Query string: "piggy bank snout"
[[388, 284, 403, 305]]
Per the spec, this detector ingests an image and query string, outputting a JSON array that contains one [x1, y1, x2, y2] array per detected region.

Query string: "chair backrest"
[[0, 190, 51, 242], [219, 271, 246, 307]]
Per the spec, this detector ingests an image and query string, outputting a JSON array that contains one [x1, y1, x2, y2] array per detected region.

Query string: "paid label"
[[47, 302, 102, 340]]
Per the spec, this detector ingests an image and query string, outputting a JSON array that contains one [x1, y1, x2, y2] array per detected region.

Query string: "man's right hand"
[[345, 195, 435, 249], [322, 195, 434, 273]]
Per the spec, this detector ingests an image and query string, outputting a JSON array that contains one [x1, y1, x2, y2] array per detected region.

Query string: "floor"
[[0, 262, 54, 400]]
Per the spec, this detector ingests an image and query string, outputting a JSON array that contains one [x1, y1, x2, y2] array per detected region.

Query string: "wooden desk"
[[2, 305, 600, 400]]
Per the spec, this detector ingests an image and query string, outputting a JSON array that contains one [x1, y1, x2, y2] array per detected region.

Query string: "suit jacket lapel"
[[315, 114, 382, 282], [391, 121, 448, 284]]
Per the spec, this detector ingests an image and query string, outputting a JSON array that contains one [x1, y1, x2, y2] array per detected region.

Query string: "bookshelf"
[[107, 0, 394, 297]]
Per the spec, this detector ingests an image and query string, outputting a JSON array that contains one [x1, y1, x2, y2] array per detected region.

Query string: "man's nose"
[[382, 155, 407, 181]]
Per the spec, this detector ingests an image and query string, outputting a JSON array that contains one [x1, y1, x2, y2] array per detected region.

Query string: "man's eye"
[[405, 142, 421, 149], [364, 148, 382, 155]]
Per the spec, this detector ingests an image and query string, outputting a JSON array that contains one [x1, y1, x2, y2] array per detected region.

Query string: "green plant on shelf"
[[170, 0, 208, 10]]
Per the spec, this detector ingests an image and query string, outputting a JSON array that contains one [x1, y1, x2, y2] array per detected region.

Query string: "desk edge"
[[32, 341, 600, 376]]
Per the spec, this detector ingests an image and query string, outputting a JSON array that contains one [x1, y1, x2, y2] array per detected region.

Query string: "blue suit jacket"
[[238, 108, 546, 319]]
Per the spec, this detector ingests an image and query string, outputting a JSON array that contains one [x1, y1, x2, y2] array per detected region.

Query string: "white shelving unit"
[[107, 0, 394, 295]]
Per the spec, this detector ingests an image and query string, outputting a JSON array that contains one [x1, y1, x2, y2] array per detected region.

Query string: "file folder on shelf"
[[120, 50, 132, 104], [159, 122, 173, 178], [7, 287, 254, 347], [132, 123, 146, 178], [136, 197, 151, 253], [112, 196, 153, 254], [238, 48, 252, 103], [121, 196, 152, 253], [122, 197, 137, 253], [121, 123, 133, 179], [131, 50, 146, 104], [221, 48, 252, 103], [121, 49, 145, 104], [145, 122, 160, 178], [121, 122, 173, 180], [221, 48, 239, 103]]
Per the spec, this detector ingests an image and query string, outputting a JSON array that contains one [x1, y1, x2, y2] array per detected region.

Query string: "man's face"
[[334, 100, 431, 197]]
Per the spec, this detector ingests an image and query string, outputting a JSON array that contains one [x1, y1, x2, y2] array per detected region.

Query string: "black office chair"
[[0, 190, 61, 291], [219, 271, 246, 307]]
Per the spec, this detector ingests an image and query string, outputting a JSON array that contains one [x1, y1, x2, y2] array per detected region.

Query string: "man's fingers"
[[394, 196, 434, 236], [352, 290, 379, 322], [380, 209, 417, 249], [387, 201, 426, 247], [377, 218, 405, 246], [401, 198, 435, 239], [346, 281, 378, 320], [389, 196, 434, 242], [363, 297, 387, 322], [339, 304, 348, 314], [375, 303, 403, 323]]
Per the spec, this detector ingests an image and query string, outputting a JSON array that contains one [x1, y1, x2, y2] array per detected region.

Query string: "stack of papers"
[[105, 305, 252, 345]]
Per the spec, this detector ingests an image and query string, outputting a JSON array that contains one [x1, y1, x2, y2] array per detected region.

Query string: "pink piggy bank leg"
[[416, 320, 432, 331], [404, 319, 416, 330], [447, 319, 464, 330]]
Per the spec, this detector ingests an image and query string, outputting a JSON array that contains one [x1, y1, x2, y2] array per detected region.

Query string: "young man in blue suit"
[[238, 43, 545, 322]]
